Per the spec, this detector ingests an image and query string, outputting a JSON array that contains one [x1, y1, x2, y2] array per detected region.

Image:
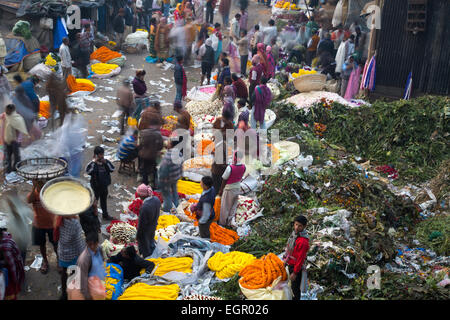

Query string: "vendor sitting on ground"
[[108, 246, 155, 282]]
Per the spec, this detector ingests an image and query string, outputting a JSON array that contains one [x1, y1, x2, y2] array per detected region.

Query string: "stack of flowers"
[[376, 165, 399, 180]]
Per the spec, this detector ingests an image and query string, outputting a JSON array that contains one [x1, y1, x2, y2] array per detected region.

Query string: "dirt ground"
[[0, 2, 272, 300]]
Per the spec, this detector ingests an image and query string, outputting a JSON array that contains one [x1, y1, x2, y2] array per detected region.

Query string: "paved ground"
[[1, 2, 273, 300]]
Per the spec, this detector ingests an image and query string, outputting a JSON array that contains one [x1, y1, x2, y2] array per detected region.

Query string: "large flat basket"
[[293, 73, 327, 92], [16, 157, 67, 181], [40, 177, 95, 216]]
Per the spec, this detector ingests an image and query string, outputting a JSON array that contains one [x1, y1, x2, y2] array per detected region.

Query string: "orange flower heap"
[[238, 253, 287, 289]]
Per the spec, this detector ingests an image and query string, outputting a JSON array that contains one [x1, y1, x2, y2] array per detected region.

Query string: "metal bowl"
[[40, 177, 94, 216], [16, 157, 67, 181]]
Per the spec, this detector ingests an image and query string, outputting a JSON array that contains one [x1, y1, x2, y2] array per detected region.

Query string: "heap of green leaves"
[[415, 214, 450, 256], [272, 95, 450, 182]]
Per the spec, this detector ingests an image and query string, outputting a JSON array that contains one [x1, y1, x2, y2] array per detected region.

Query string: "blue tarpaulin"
[[53, 17, 68, 50], [4, 38, 39, 67]]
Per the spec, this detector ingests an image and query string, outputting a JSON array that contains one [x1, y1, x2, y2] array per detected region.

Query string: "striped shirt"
[[117, 135, 137, 160], [57, 218, 85, 263]]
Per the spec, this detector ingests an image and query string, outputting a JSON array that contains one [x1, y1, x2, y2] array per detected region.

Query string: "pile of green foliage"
[[415, 214, 450, 256]]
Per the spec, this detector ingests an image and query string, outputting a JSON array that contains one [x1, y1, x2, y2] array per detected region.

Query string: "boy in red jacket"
[[283, 215, 309, 300]]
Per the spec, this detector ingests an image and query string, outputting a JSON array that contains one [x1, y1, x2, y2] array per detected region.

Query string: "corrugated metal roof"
[[0, 0, 21, 12]]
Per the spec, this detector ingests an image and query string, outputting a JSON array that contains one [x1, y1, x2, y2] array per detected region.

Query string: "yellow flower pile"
[[208, 251, 256, 279], [45, 54, 57, 67], [162, 115, 178, 132], [156, 215, 180, 230], [177, 180, 203, 195], [141, 256, 193, 276], [91, 63, 119, 75], [118, 283, 180, 300], [291, 68, 318, 78]]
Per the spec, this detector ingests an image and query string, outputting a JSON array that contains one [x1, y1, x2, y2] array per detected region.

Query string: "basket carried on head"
[[40, 176, 95, 216], [293, 73, 327, 92], [16, 157, 67, 181]]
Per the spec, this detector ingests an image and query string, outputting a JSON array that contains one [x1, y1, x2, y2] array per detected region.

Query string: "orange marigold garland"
[[238, 253, 287, 289], [209, 223, 239, 246]]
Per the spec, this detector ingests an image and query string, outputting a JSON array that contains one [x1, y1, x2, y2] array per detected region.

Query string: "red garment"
[[232, 78, 248, 100], [286, 236, 309, 274]]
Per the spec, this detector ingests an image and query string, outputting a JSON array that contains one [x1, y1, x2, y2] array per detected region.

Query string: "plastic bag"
[[28, 63, 52, 80], [210, 33, 219, 51]]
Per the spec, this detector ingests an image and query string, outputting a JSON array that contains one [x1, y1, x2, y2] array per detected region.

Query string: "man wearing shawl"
[[136, 184, 161, 258], [199, 38, 215, 85], [1, 104, 29, 173], [0, 229, 25, 300], [251, 76, 271, 129], [155, 18, 171, 61]]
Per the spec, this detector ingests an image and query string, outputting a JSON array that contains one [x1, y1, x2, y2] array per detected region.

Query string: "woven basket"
[[23, 52, 42, 72], [16, 157, 67, 181], [293, 73, 327, 92], [40, 176, 94, 216]]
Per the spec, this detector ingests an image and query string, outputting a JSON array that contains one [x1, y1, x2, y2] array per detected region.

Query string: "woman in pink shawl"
[[257, 43, 268, 77], [250, 76, 272, 129], [265, 45, 275, 79], [344, 63, 362, 100]]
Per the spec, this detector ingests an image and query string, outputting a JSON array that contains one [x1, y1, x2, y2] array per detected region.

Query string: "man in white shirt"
[[262, 19, 277, 46], [59, 37, 72, 81], [230, 13, 241, 39]]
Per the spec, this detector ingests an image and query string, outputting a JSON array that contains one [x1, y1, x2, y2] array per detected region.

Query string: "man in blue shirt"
[[77, 232, 105, 300], [192, 176, 216, 238], [14, 75, 40, 114]]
